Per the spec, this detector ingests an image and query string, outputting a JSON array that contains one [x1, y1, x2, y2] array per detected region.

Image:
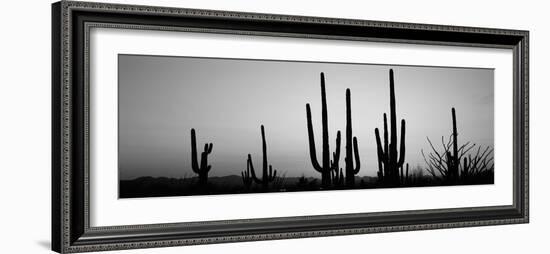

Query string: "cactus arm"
[[241, 171, 247, 184], [261, 125, 269, 181], [247, 154, 262, 184], [405, 163, 409, 183], [268, 165, 277, 182], [190, 129, 199, 173], [374, 128, 387, 162], [375, 128, 385, 179], [306, 104, 323, 173], [206, 143, 213, 172], [331, 131, 341, 170], [199, 144, 210, 171], [383, 113, 389, 164], [352, 136, 360, 174], [397, 119, 406, 168], [207, 143, 213, 153], [242, 156, 253, 187]]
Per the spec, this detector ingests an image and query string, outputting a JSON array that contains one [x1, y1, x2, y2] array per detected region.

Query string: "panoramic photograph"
[[118, 54, 494, 198]]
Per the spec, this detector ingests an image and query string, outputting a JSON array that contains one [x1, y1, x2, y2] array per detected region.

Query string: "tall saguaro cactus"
[[446, 107, 460, 182], [306, 72, 341, 188], [190, 128, 213, 186], [375, 69, 406, 186], [344, 88, 360, 186], [247, 125, 277, 189]]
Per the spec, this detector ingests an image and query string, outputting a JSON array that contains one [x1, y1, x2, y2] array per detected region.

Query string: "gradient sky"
[[118, 54, 494, 180]]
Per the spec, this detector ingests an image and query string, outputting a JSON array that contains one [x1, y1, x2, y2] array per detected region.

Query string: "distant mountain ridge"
[[124, 174, 379, 188]]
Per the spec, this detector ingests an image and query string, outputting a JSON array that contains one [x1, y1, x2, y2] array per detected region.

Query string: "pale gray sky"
[[118, 54, 494, 180]]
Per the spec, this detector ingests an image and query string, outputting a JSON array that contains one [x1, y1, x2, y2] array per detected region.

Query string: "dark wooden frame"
[[52, 1, 529, 253]]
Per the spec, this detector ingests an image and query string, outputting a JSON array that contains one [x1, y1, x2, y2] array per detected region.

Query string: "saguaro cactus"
[[306, 72, 342, 188], [374, 69, 406, 186], [331, 132, 342, 187], [446, 107, 460, 182], [344, 88, 360, 186], [241, 162, 253, 189], [190, 128, 213, 186], [247, 125, 277, 189]]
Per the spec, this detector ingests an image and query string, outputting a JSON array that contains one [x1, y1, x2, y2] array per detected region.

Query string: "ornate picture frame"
[[52, 1, 528, 253]]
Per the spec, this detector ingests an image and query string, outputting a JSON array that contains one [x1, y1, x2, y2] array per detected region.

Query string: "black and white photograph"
[[41, 1, 534, 253], [118, 55, 495, 198]]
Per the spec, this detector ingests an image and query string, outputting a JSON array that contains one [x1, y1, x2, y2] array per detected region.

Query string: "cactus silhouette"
[[331, 168, 344, 186], [446, 108, 460, 183], [375, 69, 406, 186], [241, 162, 253, 189], [344, 88, 360, 186], [190, 128, 213, 186], [306, 72, 342, 188], [331, 132, 342, 187], [247, 125, 277, 189]]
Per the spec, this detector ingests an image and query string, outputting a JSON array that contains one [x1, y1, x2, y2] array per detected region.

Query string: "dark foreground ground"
[[119, 172, 493, 198]]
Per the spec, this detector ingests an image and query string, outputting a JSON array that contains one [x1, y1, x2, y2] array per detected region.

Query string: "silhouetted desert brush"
[[422, 108, 494, 183]]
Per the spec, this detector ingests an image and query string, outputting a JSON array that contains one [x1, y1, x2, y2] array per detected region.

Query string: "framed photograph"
[[52, 1, 529, 253]]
